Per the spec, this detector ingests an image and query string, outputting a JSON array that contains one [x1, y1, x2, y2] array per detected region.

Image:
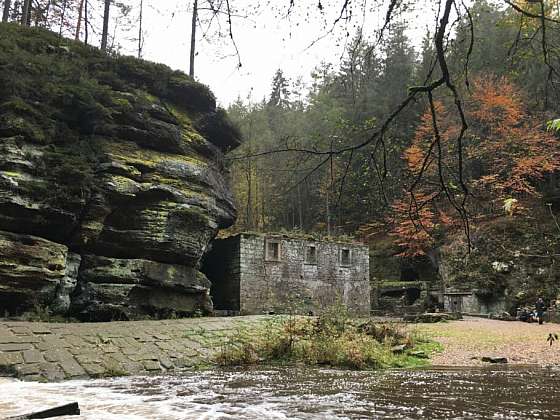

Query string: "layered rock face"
[[438, 216, 560, 314], [0, 24, 240, 320]]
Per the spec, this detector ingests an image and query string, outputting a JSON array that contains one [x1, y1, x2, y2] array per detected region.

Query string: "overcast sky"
[[114, 1, 439, 107]]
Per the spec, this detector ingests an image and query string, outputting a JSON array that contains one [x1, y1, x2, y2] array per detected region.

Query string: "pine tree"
[[268, 69, 291, 108]]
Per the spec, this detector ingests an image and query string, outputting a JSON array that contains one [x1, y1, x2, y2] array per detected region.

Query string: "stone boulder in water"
[[0, 24, 240, 320]]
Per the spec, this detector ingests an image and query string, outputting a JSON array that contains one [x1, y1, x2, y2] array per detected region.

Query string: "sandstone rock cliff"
[[0, 24, 240, 320]]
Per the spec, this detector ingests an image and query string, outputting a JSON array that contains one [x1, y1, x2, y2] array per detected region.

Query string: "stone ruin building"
[[202, 233, 371, 315], [369, 238, 441, 315], [442, 289, 507, 314], [369, 237, 509, 316]]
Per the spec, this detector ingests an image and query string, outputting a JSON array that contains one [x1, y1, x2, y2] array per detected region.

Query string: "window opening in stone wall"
[[340, 248, 351, 266], [305, 245, 317, 265], [265, 240, 281, 261]]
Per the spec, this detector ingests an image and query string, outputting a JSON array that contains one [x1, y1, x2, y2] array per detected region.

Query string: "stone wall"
[[444, 291, 506, 314], [210, 234, 370, 315]]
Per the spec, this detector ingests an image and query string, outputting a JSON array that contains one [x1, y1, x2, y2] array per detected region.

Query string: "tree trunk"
[[137, 0, 143, 58], [20, 0, 31, 25], [326, 187, 331, 236], [260, 171, 266, 230], [297, 184, 303, 229], [109, 13, 118, 50], [101, 0, 111, 51], [6, 402, 80, 419], [246, 160, 253, 229], [58, 0, 67, 37], [189, 0, 198, 78], [84, 0, 89, 44], [2, 0, 11, 22], [75, 0, 85, 40], [44, 0, 53, 27]]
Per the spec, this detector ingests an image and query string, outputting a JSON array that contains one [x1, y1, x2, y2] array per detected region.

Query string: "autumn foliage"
[[391, 75, 560, 255]]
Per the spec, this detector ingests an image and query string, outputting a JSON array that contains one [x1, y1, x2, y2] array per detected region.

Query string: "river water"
[[1, 366, 559, 419]]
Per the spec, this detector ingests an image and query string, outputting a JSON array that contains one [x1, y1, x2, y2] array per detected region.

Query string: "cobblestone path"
[[0, 316, 267, 382]]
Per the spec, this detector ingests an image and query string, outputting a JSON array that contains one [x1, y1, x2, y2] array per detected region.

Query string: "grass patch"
[[414, 323, 507, 345], [215, 305, 440, 370]]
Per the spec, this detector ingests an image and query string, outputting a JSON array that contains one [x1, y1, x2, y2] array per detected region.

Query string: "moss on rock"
[[440, 214, 560, 312], [0, 23, 241, 319]]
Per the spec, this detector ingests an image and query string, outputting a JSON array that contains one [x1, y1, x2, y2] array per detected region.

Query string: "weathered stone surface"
[[369, 237, 439, 316], [71, 255, 212, 320], [142, 360, 162, 371], [82, 363, 107, 377], [0, 316, 266, 381], [438, 218, 560, 315], [489, 312, 516, 321], [77, 255, 211, 291], [52, 253, 82, 314], [43, 348, 74, 363], [0, 351, 23, 365], [0, 342, 34, 351], [73, 139, 235, 266], [22, 349, 45, 363], [0, 25, 240, 319], [15, 363, 42, 376], [0, 231, 71, 314], [410, 350, 429, 359], [391, 344, 407, 354], [0, 138, 80, 243]]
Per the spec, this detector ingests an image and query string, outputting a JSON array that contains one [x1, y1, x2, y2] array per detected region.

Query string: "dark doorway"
[[405, 288, 421, 305], [400, 266, 419, 282], [201, 237, 240, 313], [448, 297, 463, 313]]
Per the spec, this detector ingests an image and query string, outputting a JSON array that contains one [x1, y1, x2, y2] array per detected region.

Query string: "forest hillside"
[[225, 1, 560, 312]]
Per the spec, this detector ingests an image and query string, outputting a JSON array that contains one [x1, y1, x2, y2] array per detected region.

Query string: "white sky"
[[113, 1, 439, 107]]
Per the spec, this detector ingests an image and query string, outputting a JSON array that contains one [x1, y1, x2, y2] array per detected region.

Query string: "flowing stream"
[[1, 366, 559, 419]]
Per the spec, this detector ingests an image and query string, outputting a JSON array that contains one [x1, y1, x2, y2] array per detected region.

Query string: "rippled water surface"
[[2, 366, 560, 419]]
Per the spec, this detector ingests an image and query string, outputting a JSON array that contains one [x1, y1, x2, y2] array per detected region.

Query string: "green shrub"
[[215, 305, 437, 370]]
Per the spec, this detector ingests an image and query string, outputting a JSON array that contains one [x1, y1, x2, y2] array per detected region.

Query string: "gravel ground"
[[410, 316, 560, 366]]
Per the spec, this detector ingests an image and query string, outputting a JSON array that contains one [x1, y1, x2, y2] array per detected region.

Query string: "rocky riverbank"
[[2, 316, 559, 383]]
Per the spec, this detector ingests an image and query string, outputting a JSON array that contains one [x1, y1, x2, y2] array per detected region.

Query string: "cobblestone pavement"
[[0, 316, 267, 382]]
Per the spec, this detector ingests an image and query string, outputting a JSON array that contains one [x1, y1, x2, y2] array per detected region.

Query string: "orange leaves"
[[389, 194, 438, 256], [466, 75, 559, 199], [469, 76, 523, 130], [390, 73, 560, 255], [403, 144, 425, 176], [408, 74, 559, 201]]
